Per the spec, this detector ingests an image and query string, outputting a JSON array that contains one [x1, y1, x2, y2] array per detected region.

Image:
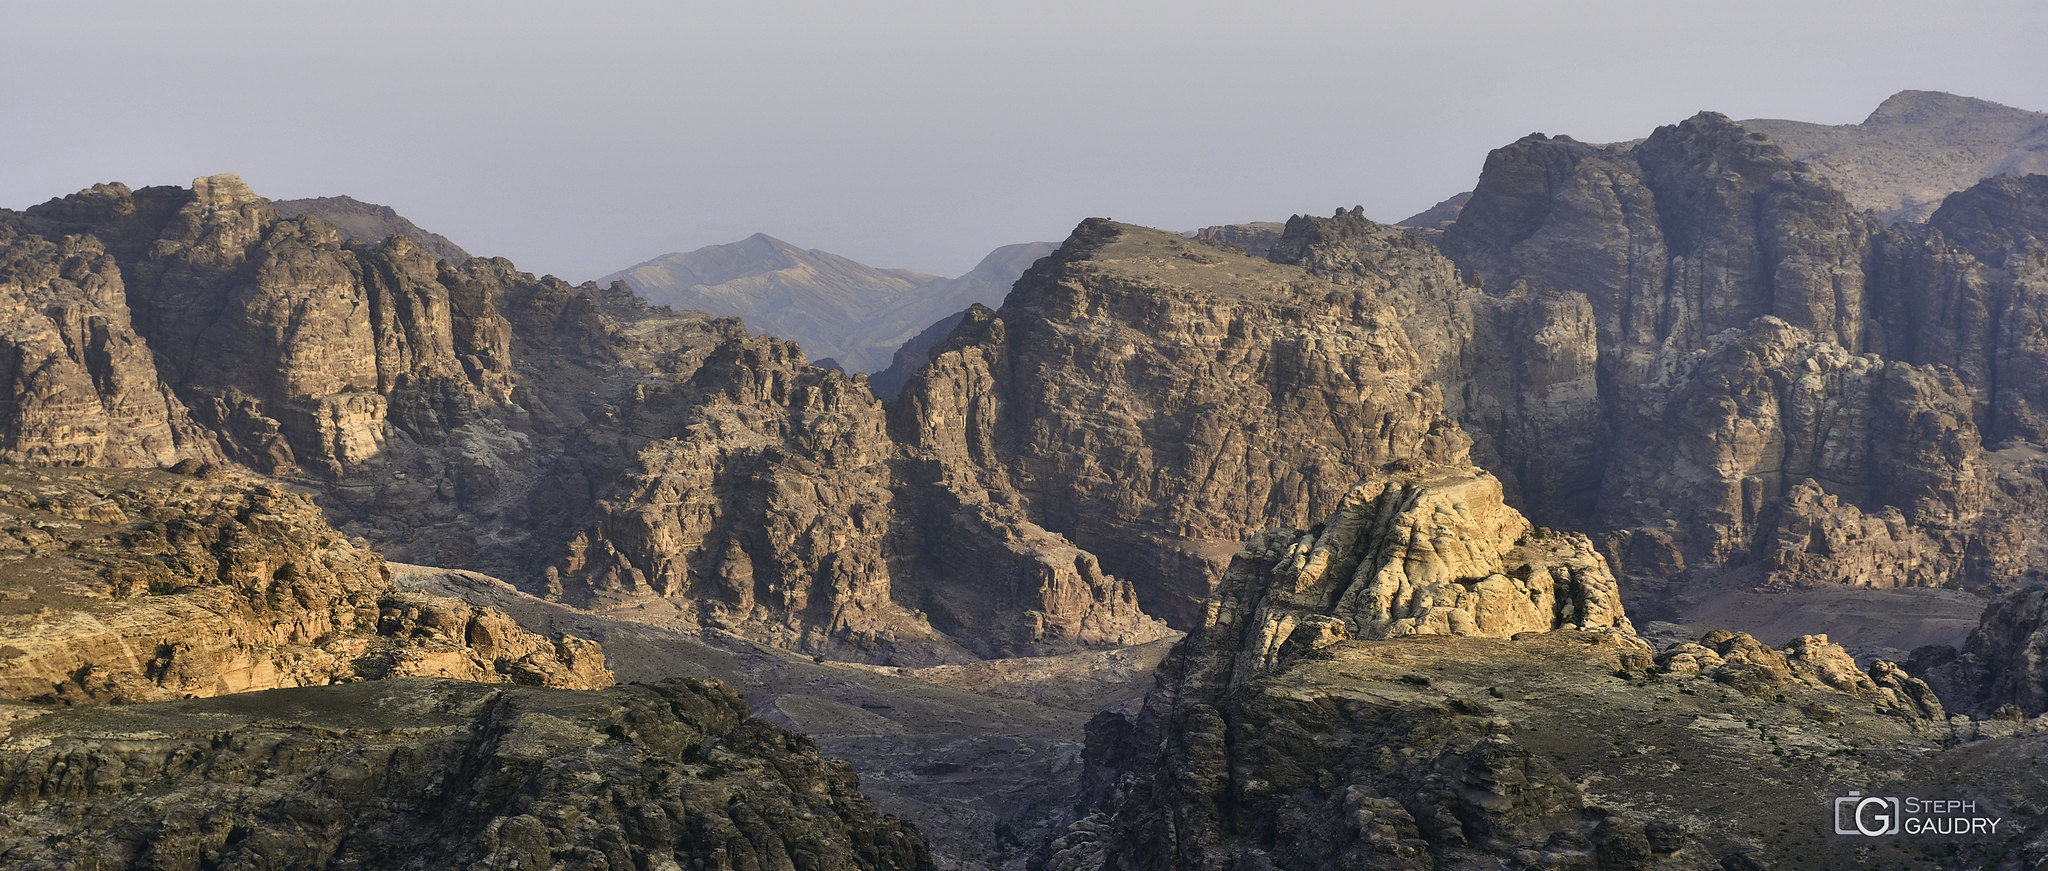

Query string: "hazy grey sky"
[[6, 1, 2048, 279]]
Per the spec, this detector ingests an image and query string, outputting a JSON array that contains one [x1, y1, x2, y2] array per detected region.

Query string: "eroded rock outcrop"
[[1204, 462, 1631, 687], [2, 178, 1169, 666], [0, 678, 934, 871], [1910, 585, 2048, 717], [897, 219, 1470, 626], [1037, 469, 1988, 871], [0, 465, 609, 704], [0, 223, 219, 467], [1267, 111, 2043, 604]]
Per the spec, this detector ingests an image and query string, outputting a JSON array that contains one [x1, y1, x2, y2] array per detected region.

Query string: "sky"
[[6, 1, 2048, 281]]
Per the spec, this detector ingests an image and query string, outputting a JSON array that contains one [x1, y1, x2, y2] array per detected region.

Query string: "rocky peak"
[[1197, 462, 1632, 688], [189, 172, 260, 207], [899, 218, 1471, 627]]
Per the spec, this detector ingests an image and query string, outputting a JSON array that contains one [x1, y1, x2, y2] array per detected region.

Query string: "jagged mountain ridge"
[[1397, 89, 2048, 233], [14, 100, 2048, 669], [0, 176, 1166, 665], [1404, 110, 2048, 614]]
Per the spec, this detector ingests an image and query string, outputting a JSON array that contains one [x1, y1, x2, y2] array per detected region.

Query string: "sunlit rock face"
[[0, 464, 610, 706]]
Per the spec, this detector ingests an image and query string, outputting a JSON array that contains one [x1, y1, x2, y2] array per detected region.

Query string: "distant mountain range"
[[274, 195, 473, 264], [1401, 89, 2048, 229], [601, 235, 1053, 373]]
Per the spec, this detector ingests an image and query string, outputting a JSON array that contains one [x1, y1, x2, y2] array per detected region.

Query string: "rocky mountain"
[[1264, 112, 2048, 625], [0, 176, 1166, 665], [897, 219, 1472, 627], [601, 234, 934, 372], [0, 677, 935, 870], [12, 149, 2046, 667], [603, 235, 1051, 375], [273, 194, 473, 264], [1038, 463, 2045, 871], [1745, 89, 2048, 223], [0, 463, 609, 705], [1397, 90, 2048, 233]]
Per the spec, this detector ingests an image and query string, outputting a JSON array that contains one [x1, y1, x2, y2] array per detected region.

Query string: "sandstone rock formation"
[[0, 176, 1167, 666], [1910, 585, 2048, 717], [0, 678, 934, 871], [1203, 462, 1631, 687], [0, 221, 219, 467], [1255, 111, 2048, 610], [897, 219, 1471, 626], [1035, 469, 1999, 871], [0, 464, 608, 704], [1188, 222, 1285, 257], [273, 194, 473, 265]]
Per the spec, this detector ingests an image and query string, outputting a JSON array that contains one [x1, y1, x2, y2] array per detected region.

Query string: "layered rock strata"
[[0, 678, 935, 871], [0, 464, 609, 704]]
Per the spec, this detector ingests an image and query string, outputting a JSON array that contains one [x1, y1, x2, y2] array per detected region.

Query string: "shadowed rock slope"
[[0, 678, 935, 871], [0, 463, 609, 705], [272, 194, 473, 265], [1036, 464, 2048, 871]]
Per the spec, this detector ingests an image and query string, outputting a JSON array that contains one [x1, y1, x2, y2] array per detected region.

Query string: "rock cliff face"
[[1035, 467, 2008, 871], [0, 464, 609, 704], [0, 678, 934, 871], [1911, 585, 2048, 717], [897, 219, 1470, 626], [1, 175, 1165, 665], [0, 221, 219, 467], [1261, 112, 2048, 605]]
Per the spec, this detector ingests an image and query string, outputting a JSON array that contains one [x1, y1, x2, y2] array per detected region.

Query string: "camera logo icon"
[[1835, 791, 1902, 836]]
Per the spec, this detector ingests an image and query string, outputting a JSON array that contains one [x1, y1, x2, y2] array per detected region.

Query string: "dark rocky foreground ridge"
[[0, 678, 934, 870]]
